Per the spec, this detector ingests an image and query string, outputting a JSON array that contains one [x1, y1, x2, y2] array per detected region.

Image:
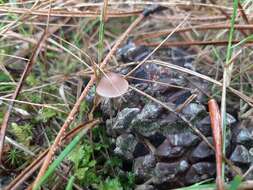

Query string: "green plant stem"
[[221, 0, 239, 181], [65, 176, 75, 190]]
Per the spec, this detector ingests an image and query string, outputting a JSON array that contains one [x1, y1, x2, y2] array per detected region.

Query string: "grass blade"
[[229, 175, 242, 190], [220, 0, 239, 181], [33, 125, 94, 190], [232, 34, 253, 49], [65, 176, 75, 190]]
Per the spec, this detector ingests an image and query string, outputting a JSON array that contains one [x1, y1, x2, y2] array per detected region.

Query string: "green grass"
[[229, 175, 242, 190], [221, 0, 239, 181], [65, 176, 75, 190], [10, 123, 32, 147], [6, 148, 26, 167]]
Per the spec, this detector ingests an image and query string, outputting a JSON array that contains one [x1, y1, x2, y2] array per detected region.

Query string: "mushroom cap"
[[96, 72, 129, 98]]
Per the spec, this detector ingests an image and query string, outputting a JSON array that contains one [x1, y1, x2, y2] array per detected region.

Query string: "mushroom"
[[96, 72, 129, 98]]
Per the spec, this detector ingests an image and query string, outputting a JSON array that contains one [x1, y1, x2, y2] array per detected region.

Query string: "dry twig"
[[208, 99, 224, 190]]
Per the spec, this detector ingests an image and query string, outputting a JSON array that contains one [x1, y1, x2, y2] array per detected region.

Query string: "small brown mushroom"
[[96, 72, 129, 98]]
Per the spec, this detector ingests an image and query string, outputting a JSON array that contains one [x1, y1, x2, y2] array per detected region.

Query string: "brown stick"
[[208, 99, 224, 190], [136, 24, 253, 40], [0, 7, 141, 18], [238, 3, 250, 25], [136, 40, 253, 47], [238, 2, 252, 35], [32, 12, 145, 188]]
